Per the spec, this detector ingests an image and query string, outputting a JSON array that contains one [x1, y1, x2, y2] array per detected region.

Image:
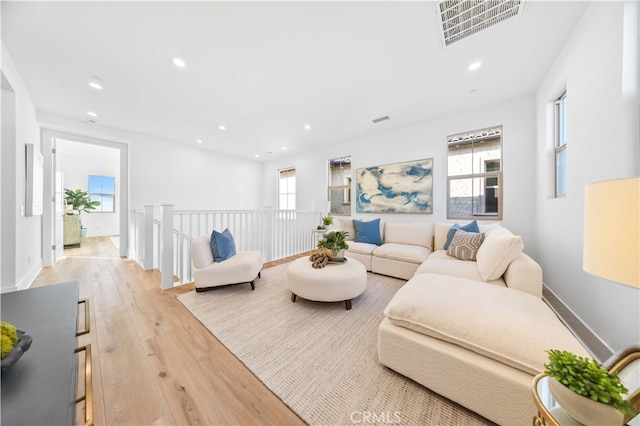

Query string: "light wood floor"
[[32, 236, 306, 426]]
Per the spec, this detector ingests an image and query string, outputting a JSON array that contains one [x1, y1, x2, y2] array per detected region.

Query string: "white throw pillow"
[[476, 228, 524, 281], [337, 218, 356, 241]]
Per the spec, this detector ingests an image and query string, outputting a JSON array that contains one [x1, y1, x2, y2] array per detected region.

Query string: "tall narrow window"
[[447, 126, 503, 220], [88, 175, 115, 213], [328, 156, 351, 215], [554, 91, 567, 197], [278, 168, 296, 210]]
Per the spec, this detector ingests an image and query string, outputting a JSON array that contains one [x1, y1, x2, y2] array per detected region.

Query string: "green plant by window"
[[317, 230, 349, 252], [545, 349, 635, 415], [64, 188, 101, 215]]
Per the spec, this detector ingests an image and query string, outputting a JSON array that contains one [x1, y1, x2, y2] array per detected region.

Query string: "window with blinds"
[[554, 91, 567, 198], [447, 126, 503, 220], [327, 156, 351, 216], [278, 167, 296, 210]]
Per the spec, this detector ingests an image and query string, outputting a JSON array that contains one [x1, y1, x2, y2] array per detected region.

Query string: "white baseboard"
[[543, 283, 614, 362], [16, 260, 42, 291]]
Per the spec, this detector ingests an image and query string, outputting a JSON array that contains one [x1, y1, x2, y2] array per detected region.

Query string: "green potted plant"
[[64, 188, 101, 215], [545, 349, 636, 425], [64, 188, 101, 241], [317, 230, 349, 260], [318, 215, 334, 230]]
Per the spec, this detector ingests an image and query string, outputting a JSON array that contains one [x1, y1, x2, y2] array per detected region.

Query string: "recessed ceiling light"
[[196, 139, 202, 144], [255, 154, 260, 158], [218, 125, 226, 131], [282, 146, 287, 151], [88, 76, 103, 90], [87, 111, 97, 117], [173, 58, 186, 68], [468, 62, 482, 71], [304, 124, 311, 130]]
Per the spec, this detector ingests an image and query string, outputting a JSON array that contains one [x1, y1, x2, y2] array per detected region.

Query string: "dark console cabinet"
[[1, 281, 81, 425]]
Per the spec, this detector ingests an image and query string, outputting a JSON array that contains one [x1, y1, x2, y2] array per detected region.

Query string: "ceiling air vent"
[[372, 116, 390, 124], [436, 0, 525, 47]]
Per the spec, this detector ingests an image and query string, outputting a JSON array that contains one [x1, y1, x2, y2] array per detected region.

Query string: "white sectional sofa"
[[338, 218, 542, 294], [336, 218, 590, 425]]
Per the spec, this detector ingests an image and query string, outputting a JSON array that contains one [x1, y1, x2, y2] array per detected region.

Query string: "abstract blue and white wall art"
[[356, 158, 433, 214]]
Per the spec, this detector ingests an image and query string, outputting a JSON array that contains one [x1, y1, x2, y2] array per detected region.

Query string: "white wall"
[[37, 112, 265, 213], [1, 43, 43, 292], [263, 95, 538, 253], [535, 2, 640, 352], [58, 140, 120, 237]]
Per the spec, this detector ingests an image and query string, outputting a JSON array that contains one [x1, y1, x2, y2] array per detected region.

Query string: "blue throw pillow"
[[210, 228, 237, 262], [443, 220, 479, 250], [353, 218, 383, 245]]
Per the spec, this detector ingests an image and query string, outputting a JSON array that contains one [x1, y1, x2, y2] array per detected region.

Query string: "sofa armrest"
[[503, 253, 542, 298]]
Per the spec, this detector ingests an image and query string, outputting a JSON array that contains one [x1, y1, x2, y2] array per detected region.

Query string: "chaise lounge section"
[[336, 217, 589, 425]]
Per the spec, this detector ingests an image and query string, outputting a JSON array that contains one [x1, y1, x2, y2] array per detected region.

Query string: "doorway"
[[42, 130, 129, 266]]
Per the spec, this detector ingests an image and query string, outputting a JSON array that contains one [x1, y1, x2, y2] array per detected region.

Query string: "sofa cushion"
[[415, 250, 506, 287], [192, 235, 214, 269], [443, 220, 479, 250], [211, 228, 237, 262], [337, 218, 356, 241], [383, 221, 434, 250], [446, 229, 485, 261], [353, 218, 383, 245], [373, 243, 431, 264], [383, 273, 590, 376], [347, 241, 378, 255], [476, 228, 524, 281]]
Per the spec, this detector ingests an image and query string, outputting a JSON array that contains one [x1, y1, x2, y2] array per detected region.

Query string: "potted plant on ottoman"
[[545, 349, 636, 425], [317, 230, 349, 261]]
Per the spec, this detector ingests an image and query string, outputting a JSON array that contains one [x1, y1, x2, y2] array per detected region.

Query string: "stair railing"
[[131, 205, 322, 289]]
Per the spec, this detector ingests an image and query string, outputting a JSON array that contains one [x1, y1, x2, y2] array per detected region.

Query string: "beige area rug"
[[177, 262, 491, 426]]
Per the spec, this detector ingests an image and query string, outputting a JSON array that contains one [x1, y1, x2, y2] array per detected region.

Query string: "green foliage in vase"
[[545, 349, 636, 415], [64, 188, 101, 215], [317, 230, 349, 252]]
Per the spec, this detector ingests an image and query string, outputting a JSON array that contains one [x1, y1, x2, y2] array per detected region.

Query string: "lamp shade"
[[583, 177, 640, 288]]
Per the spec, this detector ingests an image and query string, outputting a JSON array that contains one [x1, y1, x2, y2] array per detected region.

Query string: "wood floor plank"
[[32, 236, 304, 426]]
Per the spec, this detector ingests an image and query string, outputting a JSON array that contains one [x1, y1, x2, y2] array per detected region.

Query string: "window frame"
[[446, 126, 503, 221], [554, 91, 567, 198], [327, 156, 352, 216], [88, 174, 116, 213], [277, 167, 296, 210]]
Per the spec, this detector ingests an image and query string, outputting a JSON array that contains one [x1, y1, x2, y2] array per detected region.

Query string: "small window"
[[328, 156, 351, 216], [278, 168, 296, 210], [554, 91, 567, 197], [88, 175, 115, 213], [447, 126, 503, 220]]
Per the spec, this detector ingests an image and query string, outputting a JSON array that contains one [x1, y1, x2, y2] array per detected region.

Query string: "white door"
[[54, 139, 64, 261]]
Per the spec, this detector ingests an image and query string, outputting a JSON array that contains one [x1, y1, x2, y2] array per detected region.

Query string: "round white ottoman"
[[287, 256, 367, 310]]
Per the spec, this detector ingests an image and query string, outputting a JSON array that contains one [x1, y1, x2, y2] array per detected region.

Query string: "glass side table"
[[532, 373, 582, 426], [532, 346, 640, 426]]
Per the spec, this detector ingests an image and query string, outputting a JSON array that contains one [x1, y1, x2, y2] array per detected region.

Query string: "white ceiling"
[[2, 1, 589, 161]]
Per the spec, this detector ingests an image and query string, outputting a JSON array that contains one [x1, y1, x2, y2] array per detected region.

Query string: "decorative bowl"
[[1, 330, 33, 370]]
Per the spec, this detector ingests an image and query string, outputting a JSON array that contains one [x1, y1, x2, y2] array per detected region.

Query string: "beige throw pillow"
[[476, 228, 524, 281], [446, 229, 485, 261]]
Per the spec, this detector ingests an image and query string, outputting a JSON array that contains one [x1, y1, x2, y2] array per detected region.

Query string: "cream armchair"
[[190, 235, 263, 292]]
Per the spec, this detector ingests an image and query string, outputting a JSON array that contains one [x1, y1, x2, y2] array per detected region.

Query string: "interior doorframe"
[[42, 129, 129, 265]]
